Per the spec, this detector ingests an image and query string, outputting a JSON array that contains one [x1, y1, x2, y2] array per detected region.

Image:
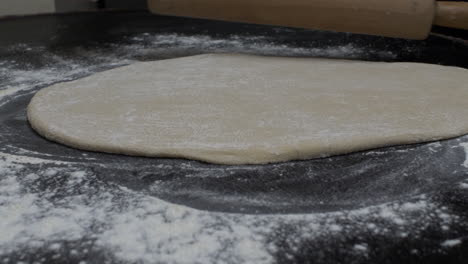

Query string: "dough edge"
[[27, 98, 466, 165]]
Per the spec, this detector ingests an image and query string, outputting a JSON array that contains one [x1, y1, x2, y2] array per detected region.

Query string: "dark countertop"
[[0, 11, 468, 264]]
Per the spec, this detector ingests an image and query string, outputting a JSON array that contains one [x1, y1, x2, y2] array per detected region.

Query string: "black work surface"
[[0, 11, 468, 264]]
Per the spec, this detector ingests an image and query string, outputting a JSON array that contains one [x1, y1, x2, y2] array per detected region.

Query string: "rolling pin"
[[148, 0, 468, 39]]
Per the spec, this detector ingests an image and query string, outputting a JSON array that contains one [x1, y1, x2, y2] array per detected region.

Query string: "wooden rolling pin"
[[148, 0, 468, 39]]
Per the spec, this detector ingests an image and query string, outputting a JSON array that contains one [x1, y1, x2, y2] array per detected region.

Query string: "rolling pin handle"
[[434, 1, 468, 30]]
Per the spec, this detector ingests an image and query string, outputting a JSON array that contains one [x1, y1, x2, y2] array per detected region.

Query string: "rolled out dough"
[[28, 54, 468, 164]]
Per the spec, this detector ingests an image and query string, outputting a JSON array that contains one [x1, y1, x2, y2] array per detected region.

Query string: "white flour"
[[461, 142, 468, 168], [0, 34, 466, 263], [0, 33, 395, 96], [441, 239, 462, 248], [1, 151, 466, 263]]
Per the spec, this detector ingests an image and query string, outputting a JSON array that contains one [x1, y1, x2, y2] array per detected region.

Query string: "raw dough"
[[27, 54, 468, 164]]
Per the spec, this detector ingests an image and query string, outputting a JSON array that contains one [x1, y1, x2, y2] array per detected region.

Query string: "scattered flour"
[[1, 32, 395, 104], [461, 143, 468, 168], [441, 239, 462, 248], [353, 244, 369, 252], [400, 200, 429, 211], [329, 224, 343, 232], [127, 33, 395, 59], [0, 32, 464, 263], [0, 152, 464, 263]]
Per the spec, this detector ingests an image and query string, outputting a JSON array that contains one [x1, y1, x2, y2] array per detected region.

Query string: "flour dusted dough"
[[28, 54, 468, 164]]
